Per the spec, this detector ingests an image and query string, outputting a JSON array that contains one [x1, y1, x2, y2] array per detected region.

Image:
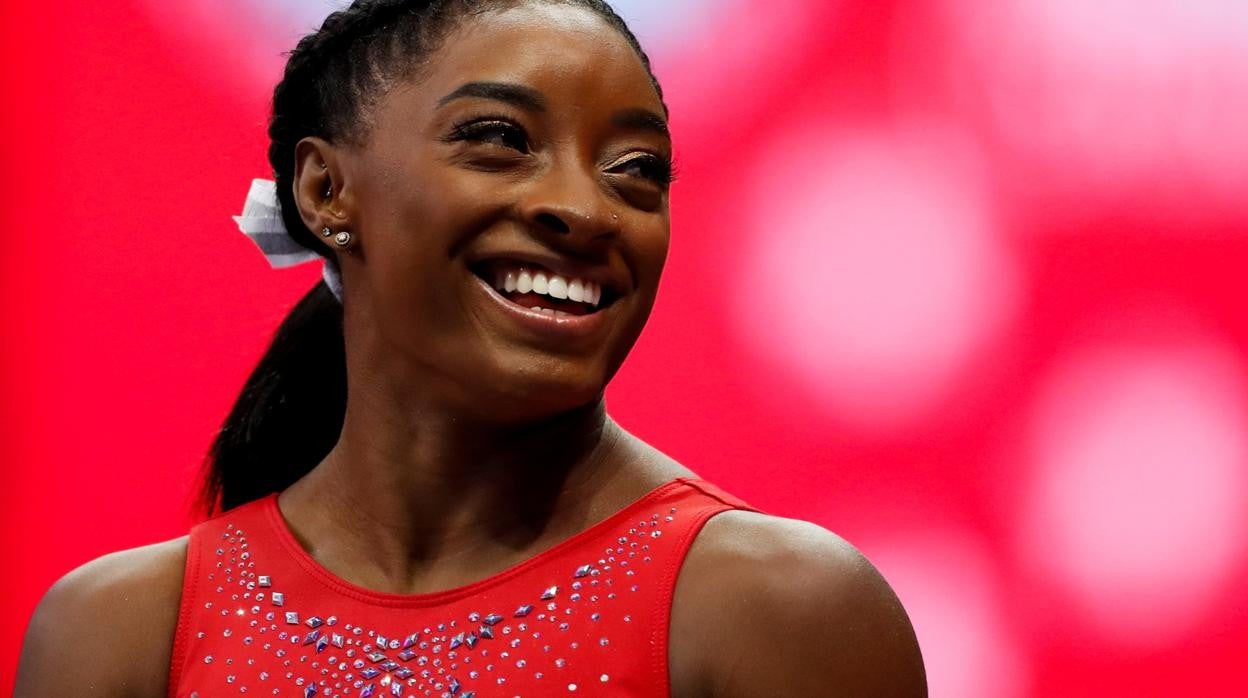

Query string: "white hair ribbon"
[[233, 178, 344, 302]]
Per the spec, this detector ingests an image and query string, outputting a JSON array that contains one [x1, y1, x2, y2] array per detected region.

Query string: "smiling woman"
[[14, 1, 924, 696]]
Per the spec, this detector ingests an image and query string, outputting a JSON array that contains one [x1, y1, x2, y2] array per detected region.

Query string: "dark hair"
[[199, 0, 667, 514]]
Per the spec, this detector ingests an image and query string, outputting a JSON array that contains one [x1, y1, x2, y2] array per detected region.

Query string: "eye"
[[611, 154, 677, 188], [447, 118, 531, 154]]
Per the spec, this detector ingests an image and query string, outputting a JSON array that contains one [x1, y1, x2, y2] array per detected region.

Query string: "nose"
[[519, 158, 619, 243]]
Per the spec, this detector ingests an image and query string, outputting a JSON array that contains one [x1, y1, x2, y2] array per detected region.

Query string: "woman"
[[16, 1, 925, 695]]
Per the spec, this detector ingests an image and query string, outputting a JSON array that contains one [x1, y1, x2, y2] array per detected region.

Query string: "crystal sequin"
[[180, 487, 703, 696]]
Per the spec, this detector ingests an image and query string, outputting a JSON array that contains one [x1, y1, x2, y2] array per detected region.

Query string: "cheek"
[[632, 219, 672, 292], [359, 182, 516, 352]]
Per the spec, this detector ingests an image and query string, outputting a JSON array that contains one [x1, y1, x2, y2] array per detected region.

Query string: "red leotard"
[[168, 477, 760, 697]]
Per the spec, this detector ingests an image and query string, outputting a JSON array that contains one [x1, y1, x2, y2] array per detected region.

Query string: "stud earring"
[[334, 231, 352, 248], [321, 226, 333, 238]]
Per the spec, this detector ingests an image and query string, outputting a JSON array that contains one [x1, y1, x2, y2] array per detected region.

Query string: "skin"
[[15, 4, 926, 696]]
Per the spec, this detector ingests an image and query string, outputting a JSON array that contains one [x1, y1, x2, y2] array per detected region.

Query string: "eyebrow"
[[611, 107, 670, 140], [437, 81, 547, 112]]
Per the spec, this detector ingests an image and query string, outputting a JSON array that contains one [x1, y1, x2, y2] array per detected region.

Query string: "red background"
[[4, 1, 1247, 694]]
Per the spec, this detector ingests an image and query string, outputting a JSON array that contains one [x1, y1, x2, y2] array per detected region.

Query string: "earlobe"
[[292, 137, 351, 240]]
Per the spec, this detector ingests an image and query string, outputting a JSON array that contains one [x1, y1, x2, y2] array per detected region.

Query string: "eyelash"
[[446, 116, 678, 187], [615, 153, 679, 187], [447, 118, 530, 153]]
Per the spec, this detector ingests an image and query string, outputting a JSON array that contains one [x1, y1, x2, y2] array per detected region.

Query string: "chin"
[[474, 361, 609, 423]]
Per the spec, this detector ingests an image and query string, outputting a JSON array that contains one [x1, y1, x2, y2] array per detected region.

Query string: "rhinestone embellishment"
[[185, 502, 682, 696]]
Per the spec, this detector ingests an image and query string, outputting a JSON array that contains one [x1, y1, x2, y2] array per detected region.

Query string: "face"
[[328, 3, 672, 422]]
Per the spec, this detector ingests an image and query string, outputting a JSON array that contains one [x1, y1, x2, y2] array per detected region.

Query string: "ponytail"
[[198, 281, 346, 514]]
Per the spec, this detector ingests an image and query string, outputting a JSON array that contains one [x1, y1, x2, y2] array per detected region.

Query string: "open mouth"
[[469, 259, 620, 317]]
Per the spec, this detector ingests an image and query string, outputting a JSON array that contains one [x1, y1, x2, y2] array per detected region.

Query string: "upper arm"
[[674, 512, 926, 698], [14, 537, 189, 698]]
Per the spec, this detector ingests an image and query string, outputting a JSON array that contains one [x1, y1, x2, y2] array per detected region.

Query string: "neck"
[[281, 387, 631, 594]]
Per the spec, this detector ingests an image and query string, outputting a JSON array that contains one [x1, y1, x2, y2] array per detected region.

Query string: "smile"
[[469, 260, 621, 336]]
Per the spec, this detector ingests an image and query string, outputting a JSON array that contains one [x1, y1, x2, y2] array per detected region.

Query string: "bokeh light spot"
[[1021, 336, 1248, 645], [947, 0, 1248, 205], [734, 124, 1018, 430]]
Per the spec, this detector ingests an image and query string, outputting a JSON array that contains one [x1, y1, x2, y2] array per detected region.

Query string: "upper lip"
[[469, 249, 628, 297]]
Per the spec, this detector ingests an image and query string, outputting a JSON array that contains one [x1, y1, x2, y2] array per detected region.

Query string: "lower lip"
[[472, 275, 611, 339]]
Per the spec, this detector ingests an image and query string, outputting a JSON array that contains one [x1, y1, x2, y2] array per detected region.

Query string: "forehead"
[[411, 3, 661, 113]]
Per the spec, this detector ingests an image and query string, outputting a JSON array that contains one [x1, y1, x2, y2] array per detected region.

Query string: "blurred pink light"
[[946, 0, 1248, 209], [660, 0, 834, 116], [139, 0, 324, 87], [733, 123, 1018, 431], [1020, 335, 1248, 646], [866, 531, 1027, 698]]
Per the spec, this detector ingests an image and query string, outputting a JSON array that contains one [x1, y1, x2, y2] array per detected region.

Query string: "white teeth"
[[524, 305, 568, 318], [548, 275, 569, 300], [487, 264, 606, 308]]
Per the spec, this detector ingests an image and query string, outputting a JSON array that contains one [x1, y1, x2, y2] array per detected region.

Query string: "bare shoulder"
[[15, 536, 189, 698], [670, 510, 926, 698]]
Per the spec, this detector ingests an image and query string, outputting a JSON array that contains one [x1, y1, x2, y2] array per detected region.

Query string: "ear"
[[292, 136, 352, 242]]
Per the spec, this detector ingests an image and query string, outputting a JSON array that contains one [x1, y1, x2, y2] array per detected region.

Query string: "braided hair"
[[200, 0, 668, 514]]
